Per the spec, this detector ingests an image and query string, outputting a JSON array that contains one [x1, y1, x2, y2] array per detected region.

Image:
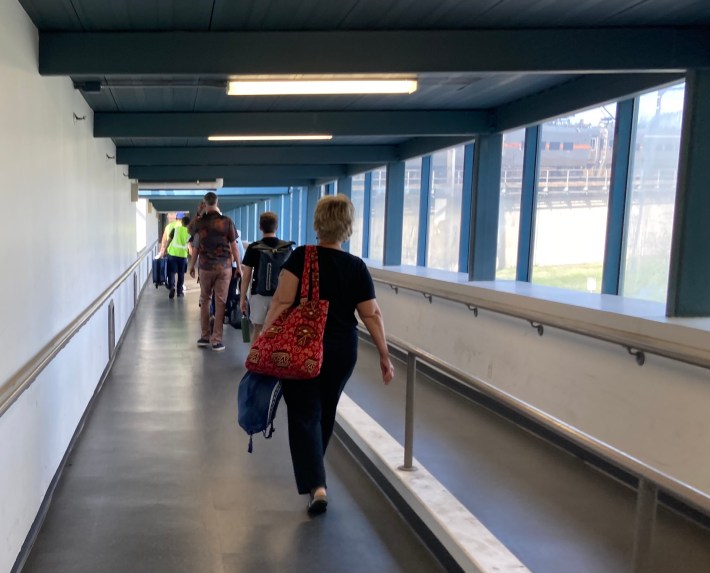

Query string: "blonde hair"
[[313, 195, 355, 244]]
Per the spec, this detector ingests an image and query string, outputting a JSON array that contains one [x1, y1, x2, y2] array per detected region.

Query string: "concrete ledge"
[[336, 393, 530, 573]]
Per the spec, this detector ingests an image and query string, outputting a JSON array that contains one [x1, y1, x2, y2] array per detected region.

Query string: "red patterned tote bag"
[[245, 246, 329, 379]]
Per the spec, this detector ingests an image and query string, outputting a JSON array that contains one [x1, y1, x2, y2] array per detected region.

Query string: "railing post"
[[631, 479, 657, 573], [108, 300, 116, 360], [133, 272, 138, 308], [399, 352, 417, 472]]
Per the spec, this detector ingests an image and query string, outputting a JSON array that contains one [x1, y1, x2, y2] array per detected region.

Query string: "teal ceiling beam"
[[397, 137, 477, 161], [129, 165, 347, 181], [41, 30, 710, 75], [96, 111, 492, 138], [496, 73, 684, 132], [117, 145, 398, 166]]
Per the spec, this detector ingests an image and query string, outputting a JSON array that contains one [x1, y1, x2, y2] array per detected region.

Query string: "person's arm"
[[229, 240, 242, 275], [357, 299, 395, 384], [159, 229, 169, 257], [260, 270, 299, 335], [188, 246, 199, 278], [240, 266, 253, 314]]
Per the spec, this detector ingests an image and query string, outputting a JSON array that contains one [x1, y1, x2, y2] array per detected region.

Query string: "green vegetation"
[[497, 263, 604, 293]]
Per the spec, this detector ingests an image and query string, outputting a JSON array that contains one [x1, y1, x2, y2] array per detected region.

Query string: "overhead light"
[[138, 179, 224, 190], [208, 135, 333, 141], [227, 79, 418, 96]]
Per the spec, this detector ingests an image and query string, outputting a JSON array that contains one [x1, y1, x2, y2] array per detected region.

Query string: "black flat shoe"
[[307, 493, 328, 515]]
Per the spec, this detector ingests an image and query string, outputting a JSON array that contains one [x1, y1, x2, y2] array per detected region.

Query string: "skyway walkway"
[[20, 276, 710, 573]]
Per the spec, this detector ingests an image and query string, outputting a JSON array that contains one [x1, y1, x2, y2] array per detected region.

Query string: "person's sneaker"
[[211, 342, 225, 352], [197, 338, 210, 347], [169, 288, 175, 299]]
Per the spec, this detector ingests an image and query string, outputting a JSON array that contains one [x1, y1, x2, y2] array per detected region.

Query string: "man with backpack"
[[240, 212, 294, 339]]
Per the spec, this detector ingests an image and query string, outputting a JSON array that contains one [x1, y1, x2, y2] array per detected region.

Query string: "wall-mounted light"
[[208, 135, 333, 141], [227, 79, 417, 96]]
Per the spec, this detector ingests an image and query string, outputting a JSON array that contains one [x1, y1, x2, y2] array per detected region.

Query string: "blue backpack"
[[237, 371, 283, 453]]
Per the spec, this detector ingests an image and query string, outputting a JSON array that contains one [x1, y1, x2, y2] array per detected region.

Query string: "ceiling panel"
[[68, 0, 213, 31], [21, 0, 710, 31], [21, 0, 706, 187]]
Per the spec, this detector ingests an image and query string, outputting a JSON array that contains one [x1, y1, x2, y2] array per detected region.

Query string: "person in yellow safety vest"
[[166, 215, 191, 299], [160, 212, 185, 257]]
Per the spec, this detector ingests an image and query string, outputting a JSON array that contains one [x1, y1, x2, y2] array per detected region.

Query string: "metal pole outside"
[[631, 478, 658, 573], [399, 352, 417, 472]]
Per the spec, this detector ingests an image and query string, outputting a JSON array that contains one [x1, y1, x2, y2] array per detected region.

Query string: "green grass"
[[497, 263, 604, 292]]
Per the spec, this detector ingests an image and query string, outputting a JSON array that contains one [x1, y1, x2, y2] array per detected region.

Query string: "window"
[[402, 158, 422, 265], [369, 167, 387, 263], [427, 145, 464, 271], [349, 175, 365, 257], [497, 129, 525, 279], [532, 105, 616, 292], [621, 83, 685, 302]]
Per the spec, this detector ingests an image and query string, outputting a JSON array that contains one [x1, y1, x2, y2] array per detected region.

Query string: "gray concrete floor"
[[347, 341, 710, 573], [22, 280, 445, 573]]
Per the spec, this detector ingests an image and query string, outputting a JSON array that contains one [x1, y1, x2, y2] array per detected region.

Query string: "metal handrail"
[[0, 241, 158, 417], [374, 330, 710, 572], [371, 275, 710, 371]]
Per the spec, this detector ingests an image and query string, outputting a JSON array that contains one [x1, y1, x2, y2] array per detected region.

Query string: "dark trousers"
[[281, 334, 358, 495], [167, 255, 186, 292]]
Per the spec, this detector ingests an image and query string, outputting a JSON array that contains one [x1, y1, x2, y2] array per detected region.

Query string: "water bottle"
[[241, 316, 251, 343]]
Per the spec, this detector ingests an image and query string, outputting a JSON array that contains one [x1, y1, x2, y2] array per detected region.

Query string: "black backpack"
[[252, 240, 295, 296]]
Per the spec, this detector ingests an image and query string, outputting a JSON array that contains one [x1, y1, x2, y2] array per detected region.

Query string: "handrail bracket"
[[530, 321, 544, 336], [627, 346, 646, 366], [466, 304, 479, 317]]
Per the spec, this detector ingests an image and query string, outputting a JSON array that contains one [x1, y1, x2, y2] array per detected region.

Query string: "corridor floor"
[[21, 281, 445, 573]]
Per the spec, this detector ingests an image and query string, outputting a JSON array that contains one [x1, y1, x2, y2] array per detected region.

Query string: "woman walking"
[[260, 194, 395, 514]]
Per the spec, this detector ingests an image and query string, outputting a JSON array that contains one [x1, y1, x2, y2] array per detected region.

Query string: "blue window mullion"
[[602, 98, 636, 295], [362, 172, 372, 258], [458, 144, 475, 273], [516, 126, 541, 282], [417, 156, 432, 266]]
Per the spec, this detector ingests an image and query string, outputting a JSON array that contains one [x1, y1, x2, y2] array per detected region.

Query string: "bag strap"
[[300, 246, 319, 302]]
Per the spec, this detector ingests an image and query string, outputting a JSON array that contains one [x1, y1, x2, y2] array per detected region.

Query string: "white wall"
[[373, 277, 710, 496], [0, 0, 158, 569]]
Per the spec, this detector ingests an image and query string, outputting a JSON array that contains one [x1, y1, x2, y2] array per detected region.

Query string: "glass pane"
[[622, 83, 685, 302], [497, 129, 525, 279], [349, 175, 365, 257], [402, 158, 422, 265], [369, 167, 387, 263], [428, 145, 464, 271], [531, 105, 616, 292]]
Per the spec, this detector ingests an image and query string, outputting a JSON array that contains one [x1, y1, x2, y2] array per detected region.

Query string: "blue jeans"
[[167, 255, 187, 293]]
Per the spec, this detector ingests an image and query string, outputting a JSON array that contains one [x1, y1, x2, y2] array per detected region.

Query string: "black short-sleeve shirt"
[[242, 237, 289, 293], [282, 246, 375, 339]]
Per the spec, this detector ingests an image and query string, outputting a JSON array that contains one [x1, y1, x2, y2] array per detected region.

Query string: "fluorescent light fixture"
[[227, 79, 418, 96], [138, 179, 223, 190], [208, 135, 333, 141]]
